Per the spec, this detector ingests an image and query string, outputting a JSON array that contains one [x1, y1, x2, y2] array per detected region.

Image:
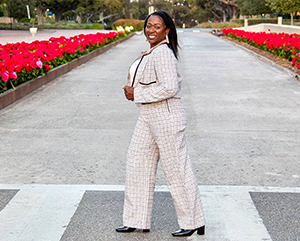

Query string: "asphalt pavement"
[[0, 28, 300, 241]]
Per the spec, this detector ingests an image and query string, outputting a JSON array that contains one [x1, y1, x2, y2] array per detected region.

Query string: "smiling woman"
[[144, 15, 169, 48], [116, 10, 206, 237]]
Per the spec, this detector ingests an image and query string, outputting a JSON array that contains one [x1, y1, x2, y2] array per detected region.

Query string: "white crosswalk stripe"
[[1, 185, 300, 241], [0, 185, 85, 241]]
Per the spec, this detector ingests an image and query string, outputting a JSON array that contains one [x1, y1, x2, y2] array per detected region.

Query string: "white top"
[[129, 59, 140, 87]]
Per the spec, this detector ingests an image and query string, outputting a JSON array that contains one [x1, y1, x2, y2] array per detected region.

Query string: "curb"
[[220, 36, 300, 81], [0, 33, 135, 111]]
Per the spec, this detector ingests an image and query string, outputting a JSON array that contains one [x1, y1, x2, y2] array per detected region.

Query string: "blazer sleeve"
[[134, 47, 179, 104]]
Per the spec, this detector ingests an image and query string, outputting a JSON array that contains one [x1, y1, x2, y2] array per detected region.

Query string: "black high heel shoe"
[[116, 226, 150, 232], [172, 225, 205, 236]]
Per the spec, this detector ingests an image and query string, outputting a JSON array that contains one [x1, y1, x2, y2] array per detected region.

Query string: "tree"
[[218, 0, 239, 20], [266, 0, 300, 25], [236, 0, 271, 16], [71, 0, 121, 27], [174, 0, 207, 26], [152, 0, 174, 18], [48, 0, 79, 23], [0, 2, 7, 17], [72, 0, 96, 25], [150, 0, 208, 27], [130, 0, 148, 20], [97, 0, 122, 27], [196, 0, 239, 22], [72, 6, 84, 24], [36, 0, 51, 25], [4, 0, 35, 22]]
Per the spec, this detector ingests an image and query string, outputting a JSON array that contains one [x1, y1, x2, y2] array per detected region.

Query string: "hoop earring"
[[166, 35, 169, 44]]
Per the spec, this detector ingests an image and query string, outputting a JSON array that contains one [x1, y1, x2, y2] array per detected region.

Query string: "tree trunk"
[[290, 12, 294, 25], [215, 5, 227, 22], [99, 12, 104, 29], [55, 12, 62, 23], [72, 10, 82, 25], [98, 12, 118, 29], [37, 4, 45, 25], [223, 10, 226, 22], [232, 6, 238, 19], [209, 9, 222, 22], [86, 13, 94, 23], [78, 13, 82, 25]]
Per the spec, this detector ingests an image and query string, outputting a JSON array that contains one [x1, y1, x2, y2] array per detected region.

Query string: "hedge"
[[196, 22, 243, 28], [113, 19, 144, 31]]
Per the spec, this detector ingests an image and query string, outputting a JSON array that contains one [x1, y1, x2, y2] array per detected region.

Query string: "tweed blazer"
[[128, 43, 182, 104]]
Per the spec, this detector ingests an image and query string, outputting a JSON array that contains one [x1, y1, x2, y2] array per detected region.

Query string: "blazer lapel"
[[133, 40, 168, 87]]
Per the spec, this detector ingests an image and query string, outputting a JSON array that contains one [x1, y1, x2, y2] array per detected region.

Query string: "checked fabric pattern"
[[123, 44, 205, 230]]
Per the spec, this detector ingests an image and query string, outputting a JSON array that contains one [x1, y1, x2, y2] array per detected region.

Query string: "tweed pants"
[[123, 98, 205, 230]]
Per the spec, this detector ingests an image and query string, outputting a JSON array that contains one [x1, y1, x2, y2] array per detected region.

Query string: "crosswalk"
[[1, 184, 299, 241]]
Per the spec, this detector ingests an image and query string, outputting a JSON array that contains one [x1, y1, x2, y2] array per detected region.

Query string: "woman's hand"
[[123, 86, 134, 101]]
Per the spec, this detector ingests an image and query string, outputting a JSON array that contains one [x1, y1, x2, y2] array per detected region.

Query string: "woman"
[[116, 11, 205, 237]]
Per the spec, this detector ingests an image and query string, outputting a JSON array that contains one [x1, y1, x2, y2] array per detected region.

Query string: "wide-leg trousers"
[[123, 98, 205, 230]]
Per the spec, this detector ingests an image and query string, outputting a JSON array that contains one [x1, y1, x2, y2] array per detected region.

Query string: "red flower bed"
[[0, 31, 122, 93], [222, 28, 300, 69]]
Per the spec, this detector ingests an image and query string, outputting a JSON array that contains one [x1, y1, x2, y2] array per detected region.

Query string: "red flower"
[[25, 65, 32, 72], [1, 71, 9, 81], [15, 65, 22, 72], [29, 61, 36, 69], [222, 28, 300, 70], [0, 30, 122, 86], [9, 71, 17, 80], [7, 64, 15, 72], [44, 64, 50, 71]]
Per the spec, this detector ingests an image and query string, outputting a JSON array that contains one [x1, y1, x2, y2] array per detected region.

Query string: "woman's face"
[[145, 15, 170, 48]]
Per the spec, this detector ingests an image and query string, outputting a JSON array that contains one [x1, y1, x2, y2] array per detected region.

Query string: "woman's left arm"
[[134, 47, 179, 103]]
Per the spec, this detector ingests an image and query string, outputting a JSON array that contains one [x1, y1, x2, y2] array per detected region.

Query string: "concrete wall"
[[0, 17, 13, 23], [235, 23, 300, 34]]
